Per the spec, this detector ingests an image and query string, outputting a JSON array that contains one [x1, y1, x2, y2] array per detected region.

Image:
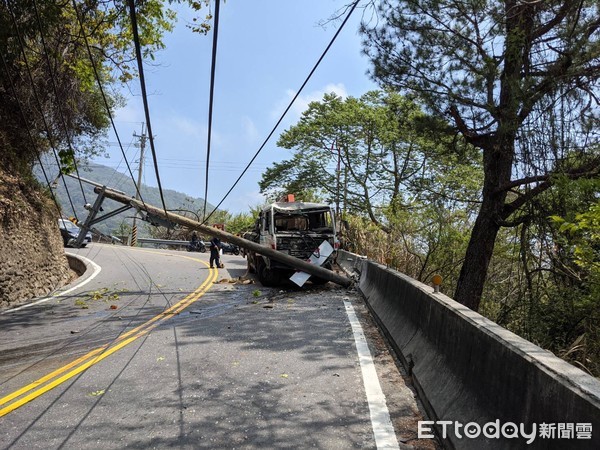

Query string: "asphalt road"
[[0, 244, 435, 449]]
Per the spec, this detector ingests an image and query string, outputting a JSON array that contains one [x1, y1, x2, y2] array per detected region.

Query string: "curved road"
[[0, 244, 433, 449]]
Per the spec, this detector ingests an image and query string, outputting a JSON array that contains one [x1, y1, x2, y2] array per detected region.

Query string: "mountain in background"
[[35, 161, 214, 237]]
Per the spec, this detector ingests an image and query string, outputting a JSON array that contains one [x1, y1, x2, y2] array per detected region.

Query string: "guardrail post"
[[131, 224, 138, 247]]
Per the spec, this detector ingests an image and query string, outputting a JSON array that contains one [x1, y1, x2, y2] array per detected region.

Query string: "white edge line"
[[2, 255, 102, 314], [344, 300, 399, 450]]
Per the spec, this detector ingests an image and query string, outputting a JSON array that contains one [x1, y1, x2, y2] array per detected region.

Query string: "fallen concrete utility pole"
[[92, 185, 352, 288]]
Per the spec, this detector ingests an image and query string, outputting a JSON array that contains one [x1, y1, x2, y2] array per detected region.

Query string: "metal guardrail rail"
[[137, 238, 204, 248]]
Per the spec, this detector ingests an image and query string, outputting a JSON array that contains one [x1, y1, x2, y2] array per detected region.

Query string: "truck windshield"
[[275, 215, 307, 232], [274, 210, 332, 233]]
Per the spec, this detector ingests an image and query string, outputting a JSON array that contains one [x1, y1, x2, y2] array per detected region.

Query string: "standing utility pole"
[[131, 123, 147, 246], [335, 140, 341, 218], [328, 140, 342, 220]]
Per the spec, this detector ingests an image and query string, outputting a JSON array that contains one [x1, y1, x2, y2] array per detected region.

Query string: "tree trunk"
[[454, 140, 513, 311], [454, 0, 529, 311], [454, 197, 502, 310]]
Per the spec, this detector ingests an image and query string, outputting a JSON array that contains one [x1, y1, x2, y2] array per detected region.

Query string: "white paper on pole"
[[290, 240, 334, 287]]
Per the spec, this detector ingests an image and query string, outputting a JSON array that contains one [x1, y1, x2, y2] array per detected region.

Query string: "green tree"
[[263, 89, 482, 292], [0, 0, 210, 175], [224, 210, 259, 235], [362, 0, 600, 310], [262, 90, 477, 231]]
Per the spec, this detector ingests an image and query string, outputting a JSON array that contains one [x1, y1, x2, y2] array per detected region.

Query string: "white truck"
[[244, 200, 339, 286]]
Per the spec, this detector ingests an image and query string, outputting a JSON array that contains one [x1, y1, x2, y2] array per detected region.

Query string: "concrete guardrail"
[[338, 250, 600, 449]]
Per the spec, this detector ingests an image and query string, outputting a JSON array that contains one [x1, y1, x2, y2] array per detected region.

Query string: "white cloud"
[[270, 83, 348, 121], [160, 115, 225, 149], [241, 116, 260, 142], [114, 102, 144, 124], [169, 116, 206, 138], [225, 189, 267, 214]]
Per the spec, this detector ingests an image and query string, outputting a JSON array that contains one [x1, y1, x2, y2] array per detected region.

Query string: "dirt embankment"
[[0, 167, 71, 308]]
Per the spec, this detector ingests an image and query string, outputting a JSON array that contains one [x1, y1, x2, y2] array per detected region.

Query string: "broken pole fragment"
[[92, 186, 352, 288]]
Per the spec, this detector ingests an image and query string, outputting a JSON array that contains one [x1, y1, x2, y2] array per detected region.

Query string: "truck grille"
[[276, 237, 315, 259]]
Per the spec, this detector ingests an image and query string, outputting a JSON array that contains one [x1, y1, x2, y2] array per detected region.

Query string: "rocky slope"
[[0, 167, 71, 308]]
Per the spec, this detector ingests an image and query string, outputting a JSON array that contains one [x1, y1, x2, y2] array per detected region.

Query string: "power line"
[[95, 154, 274, 168], [202, 0, 360, 224], [127, 0, 169, 216], [104, 137, 136, 188], [90, 160, 268, 171], [203, 0, 221, 221], [31, 0, 88, 205], [72, 0, 147, 210], [6, 0, 78, 220], [49, 158, 268, 173]]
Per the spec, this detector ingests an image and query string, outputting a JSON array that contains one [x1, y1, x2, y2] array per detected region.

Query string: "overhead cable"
[[72, 0, 147, 210], [104, 137, 136, 189], [202, 0, 360, 224], [6, 0, 78, 219], [203, 0, 221, 221], [31, 0, 88, 205], [126, 0, 169, 216]]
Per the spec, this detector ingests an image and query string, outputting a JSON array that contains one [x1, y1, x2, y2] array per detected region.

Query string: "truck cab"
[[246, 201, 338, 286]]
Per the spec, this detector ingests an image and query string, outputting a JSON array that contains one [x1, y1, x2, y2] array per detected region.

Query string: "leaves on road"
[[74, 299, 89, 309]]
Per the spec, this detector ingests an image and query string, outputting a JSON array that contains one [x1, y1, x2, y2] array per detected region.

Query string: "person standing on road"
[[209, 236, 222, 269]]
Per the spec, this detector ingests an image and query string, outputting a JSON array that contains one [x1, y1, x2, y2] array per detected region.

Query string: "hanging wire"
[[202, 0, 360, 225], [105, 137, 136, 189], [6, 0, 78, 220], [0, 246, 175, 397], [202, 0, 221, 221], [72, 0, 147, 209], [0, 52, 63, 218], [31, 0, 88, 204], [126, 0, 169, 215]]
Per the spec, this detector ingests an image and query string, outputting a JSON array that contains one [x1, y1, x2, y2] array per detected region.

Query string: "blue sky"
[[92, 0, 378, 214]]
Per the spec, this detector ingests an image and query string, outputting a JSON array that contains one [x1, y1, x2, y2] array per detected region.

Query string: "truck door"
[[260, 207, 275, 249]]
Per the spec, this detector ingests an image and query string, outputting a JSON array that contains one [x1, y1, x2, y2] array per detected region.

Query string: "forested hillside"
[[35, 162, 214, 236]]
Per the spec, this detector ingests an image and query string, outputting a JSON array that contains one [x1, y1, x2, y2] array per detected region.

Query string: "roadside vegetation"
[[1, 0, 211, 178], [261, 1, 600, 376]]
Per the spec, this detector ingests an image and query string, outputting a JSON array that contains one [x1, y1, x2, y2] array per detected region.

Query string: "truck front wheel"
[[257, 261, 282, 287]]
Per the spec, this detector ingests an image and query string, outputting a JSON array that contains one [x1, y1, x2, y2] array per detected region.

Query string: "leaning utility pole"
[[74, 181, 352, 288], [130, 123, 147, 246]]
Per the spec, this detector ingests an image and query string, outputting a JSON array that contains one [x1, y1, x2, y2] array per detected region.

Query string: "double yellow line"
[[0, 264, 218, 418]]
